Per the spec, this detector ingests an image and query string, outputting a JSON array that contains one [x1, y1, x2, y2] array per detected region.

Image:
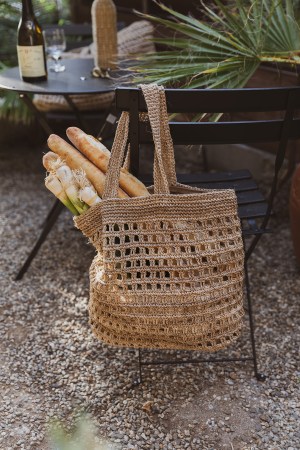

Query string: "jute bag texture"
[[75, 84, 245, 351]]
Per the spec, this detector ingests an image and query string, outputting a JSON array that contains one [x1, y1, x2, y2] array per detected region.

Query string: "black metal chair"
[[114, 86, 300, 383]]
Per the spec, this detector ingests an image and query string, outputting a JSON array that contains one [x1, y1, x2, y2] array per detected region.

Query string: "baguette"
[[66, 127, 150, 197], [47, 134, 128, 199]]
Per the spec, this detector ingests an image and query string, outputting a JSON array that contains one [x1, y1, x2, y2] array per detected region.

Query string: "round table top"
[[0, 58, 125, 95]]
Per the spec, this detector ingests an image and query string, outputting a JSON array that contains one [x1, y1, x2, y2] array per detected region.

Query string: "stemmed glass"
[[43, 28, 66, 72]]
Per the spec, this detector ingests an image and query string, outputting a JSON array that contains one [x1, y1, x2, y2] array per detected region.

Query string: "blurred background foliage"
[[0, 0, 71, 66], [0, 0, 70, 124], [48, 415, 115, 450]]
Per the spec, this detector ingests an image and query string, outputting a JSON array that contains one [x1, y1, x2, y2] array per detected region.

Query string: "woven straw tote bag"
[[75, 84, 245, 351]]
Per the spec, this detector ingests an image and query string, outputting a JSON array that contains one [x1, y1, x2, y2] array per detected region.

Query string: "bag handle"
[[122, 87, 177, 184], [157, 85, 177, 187], [103, 84, 177, 199], [142, 84, 178, 192]]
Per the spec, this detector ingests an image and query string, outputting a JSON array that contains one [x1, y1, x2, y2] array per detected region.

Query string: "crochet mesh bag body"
[[75, 84, 245, 351]]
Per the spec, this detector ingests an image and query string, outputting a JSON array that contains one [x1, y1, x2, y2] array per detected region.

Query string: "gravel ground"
[[0, 140, 299, 450]]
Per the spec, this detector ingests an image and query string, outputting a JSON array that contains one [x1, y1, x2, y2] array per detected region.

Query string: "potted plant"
[[131, 0, 300, 89], [130, 1, 300, 150], [130, 0, 300, 252], [290, 164, 300, 263]]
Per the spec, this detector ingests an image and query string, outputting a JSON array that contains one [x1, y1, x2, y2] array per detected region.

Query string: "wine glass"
[[43, 28, 66, 72]]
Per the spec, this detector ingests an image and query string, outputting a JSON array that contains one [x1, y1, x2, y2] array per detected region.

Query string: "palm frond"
[[130, 0, 300, 91], [263, 0, 300, 52], [0, 90, 34, 125], [0, 0, 61, 124]]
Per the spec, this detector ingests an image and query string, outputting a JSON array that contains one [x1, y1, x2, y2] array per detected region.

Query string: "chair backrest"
[[115, 86, 300, 178]]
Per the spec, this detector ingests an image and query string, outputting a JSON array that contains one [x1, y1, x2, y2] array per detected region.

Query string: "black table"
[[0, 58, 121, 135], [0, 58, 121, 280], [0, 58, 118, 94]]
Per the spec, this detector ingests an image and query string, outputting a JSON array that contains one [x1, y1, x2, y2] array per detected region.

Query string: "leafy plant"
[[49, 415, 116, 450], [0, 0, 70, 124], [131, 0, 300, 89], [0, 91, 35, 125], [0, 1, 61, 66]]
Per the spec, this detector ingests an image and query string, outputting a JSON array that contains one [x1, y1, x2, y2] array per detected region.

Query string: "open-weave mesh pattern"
[[33, 91, 114, 112], [76, 193, 245, 350], [75, 84, 245, 351]]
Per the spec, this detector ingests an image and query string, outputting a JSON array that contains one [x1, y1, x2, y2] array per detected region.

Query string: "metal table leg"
[[16, 92, 117, 280], [15, 200, 64, 280], [19, 93, 53, 135], [63, 94, 92, 133], [15, 94, 64, 280]]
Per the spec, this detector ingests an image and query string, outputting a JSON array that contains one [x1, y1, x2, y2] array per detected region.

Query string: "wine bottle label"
[[17, 45, 46, 78]]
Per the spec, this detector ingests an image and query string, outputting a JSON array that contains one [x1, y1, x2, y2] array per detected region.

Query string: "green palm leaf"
[[130, 0, 300, 90]]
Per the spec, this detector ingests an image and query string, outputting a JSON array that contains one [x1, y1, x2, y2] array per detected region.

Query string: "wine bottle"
[[17, 0, 47, 82]]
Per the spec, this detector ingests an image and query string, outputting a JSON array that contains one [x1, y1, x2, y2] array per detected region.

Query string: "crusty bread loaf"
[[47, 134, 128, 199], [66, 127, 150, 197]]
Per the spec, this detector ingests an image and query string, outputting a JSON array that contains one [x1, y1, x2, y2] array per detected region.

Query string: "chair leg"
[[244, 261, 266, 382], [41, 198, 62, 227], [132, 348, 143, 386], [130, 265, 266, 384], [15, 200, 63, 281]]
